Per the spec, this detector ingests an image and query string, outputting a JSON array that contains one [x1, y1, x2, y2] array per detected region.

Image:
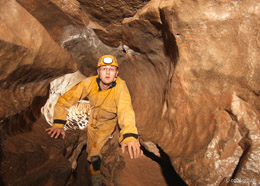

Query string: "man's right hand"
[[45, 127, 66, 139]]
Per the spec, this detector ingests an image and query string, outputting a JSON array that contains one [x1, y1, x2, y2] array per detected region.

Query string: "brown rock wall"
[[230, 94, 260, 185], [16, 0, 79, 43], [156, 0, 260, 185], [0, 0, 76, 118], [78, 0, 150, 47], [1, 115, 88, 186]]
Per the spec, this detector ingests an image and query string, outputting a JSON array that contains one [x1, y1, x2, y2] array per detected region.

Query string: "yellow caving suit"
[[52, 75, 139, 161]]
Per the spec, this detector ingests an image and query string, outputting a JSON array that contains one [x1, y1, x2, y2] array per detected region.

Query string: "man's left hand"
[[121, 141, 143, 159]]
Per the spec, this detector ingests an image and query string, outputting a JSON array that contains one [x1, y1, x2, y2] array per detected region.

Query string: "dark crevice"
[[0, 65, 62, 89], [0, 129, 4, 186], [230, 133, 252, 181], [225, 109, 238, 122], [159, 9, 179, 68], [225, 107, 252, 183], [236, 94, 247, 102], [142, 145, 188, 186], [2, 93, 49, 136], [159, 8, 179, 111], [252, 90, 259, 97], [66, 145, 91, 186]]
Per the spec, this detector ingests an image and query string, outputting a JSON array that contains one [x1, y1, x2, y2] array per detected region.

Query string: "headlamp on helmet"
[[97, 55, 119, 67], [103, 57, 113, 64]]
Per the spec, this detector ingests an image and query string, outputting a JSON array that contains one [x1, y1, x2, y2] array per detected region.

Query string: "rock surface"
[[0, 0, 77, 118], [1, 0, 260, 186]]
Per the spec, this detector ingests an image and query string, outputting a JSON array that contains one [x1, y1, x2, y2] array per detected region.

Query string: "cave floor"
[[118, 152, 168, 186]]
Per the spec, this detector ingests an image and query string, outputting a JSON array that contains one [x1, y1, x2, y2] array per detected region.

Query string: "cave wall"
[[157, 1, 260, 185], [0, 0, 77, 118], [0, 0, 260, 185]]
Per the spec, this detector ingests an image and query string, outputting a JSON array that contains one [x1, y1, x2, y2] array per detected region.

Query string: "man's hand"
[[45, 127, 66, 139], [121, 141, 143, 159]]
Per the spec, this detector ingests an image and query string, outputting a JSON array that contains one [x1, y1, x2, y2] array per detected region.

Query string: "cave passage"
[[1, 0, 260, 185]]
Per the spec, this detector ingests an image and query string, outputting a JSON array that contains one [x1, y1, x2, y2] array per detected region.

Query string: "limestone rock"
[[0, 0, 77, 118], [230, 93, 260, 185], [152, 1, 260, 185], [78, 0, 150, 47]]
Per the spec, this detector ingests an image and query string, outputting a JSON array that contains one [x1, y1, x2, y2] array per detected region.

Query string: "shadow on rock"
[[142, 145, 188, 186]]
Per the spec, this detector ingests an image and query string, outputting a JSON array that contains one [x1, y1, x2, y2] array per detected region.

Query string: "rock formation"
[[0, 0, 260, 185]]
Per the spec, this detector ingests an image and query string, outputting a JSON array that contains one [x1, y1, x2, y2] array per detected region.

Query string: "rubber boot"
[[90, 156, 102, 186]]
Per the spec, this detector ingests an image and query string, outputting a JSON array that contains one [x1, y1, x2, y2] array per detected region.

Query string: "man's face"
[[97, 65, 118, 85]]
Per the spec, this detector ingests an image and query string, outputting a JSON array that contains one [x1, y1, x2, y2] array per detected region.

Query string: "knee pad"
[[91, 155, 101, 171]]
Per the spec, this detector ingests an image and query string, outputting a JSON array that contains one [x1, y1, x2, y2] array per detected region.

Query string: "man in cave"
[[46, 55, 142, 185]]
